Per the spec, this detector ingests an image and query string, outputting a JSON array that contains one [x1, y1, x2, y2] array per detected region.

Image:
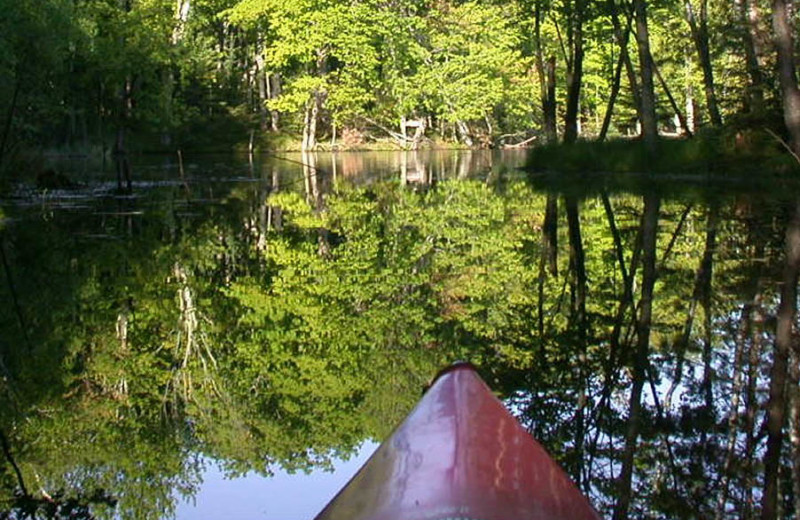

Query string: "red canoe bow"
[[314, 362, 602, 520]]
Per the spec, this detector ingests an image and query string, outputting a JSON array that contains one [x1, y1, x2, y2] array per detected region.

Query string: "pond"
[[0, 149, 798, 519]]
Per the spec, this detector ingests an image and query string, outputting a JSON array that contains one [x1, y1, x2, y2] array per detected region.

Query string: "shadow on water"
[[1, 149, 799, 519]]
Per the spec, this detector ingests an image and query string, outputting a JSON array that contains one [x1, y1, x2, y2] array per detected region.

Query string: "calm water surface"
[[1, 150, 798, 519]]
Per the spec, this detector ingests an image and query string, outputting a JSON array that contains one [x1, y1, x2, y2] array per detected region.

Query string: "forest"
[[0, 0, 798, 165]]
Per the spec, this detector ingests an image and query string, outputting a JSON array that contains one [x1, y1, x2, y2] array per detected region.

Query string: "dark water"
[[1, 150, 799, 519]]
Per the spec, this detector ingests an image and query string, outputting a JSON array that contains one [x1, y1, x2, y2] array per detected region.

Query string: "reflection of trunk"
[[714, 290, 752, 520], [302, 151, 329, 257], [789, 341, 800, 520], [269, 167, 283, 232], [666, 207, 717, 408], [633, 0, 658, 147], [537, 193, 559, 340], [566, 196, 587, 487], [613, 193, 659, 520], [543, 194, 559, 277], [684, 0, 721, 126], [760, 200, 800, 520], [566, 197, 587, 343], [587, 193, 640, 487], [716, 215, 764, 519], [743, 290, 765, 518], [771, 0, 800, 156]]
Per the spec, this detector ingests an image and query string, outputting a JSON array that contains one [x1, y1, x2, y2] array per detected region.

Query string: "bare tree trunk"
[[544, 57, 558, 143], [564, 0, 585, 144], [610, 0, 643, 123], [735, 0, 765, 112], [456, 120, 474, 147], [771, 0, 800, 155], [599, 47, 627, 143], [255, 37, 268, 133], [633, 0, 658, 148], [268, 74, 281, 132], [760, 200, 800, 520], [599, 1, 634, 142], [172, 0, 190, 43], [534, 5, 558, 144], [302, 93, 321, 151], [685, 0, 722, 126], [653, 61, 694, 136], [0, 78, 20, 167], [613, 193, 659, 520]]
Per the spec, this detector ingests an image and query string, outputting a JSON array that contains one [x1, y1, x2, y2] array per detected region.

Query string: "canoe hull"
[[314, 364, 601, 520]]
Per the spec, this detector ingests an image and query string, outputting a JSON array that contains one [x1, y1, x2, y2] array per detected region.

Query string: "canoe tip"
[[425, 360, 478, 391]]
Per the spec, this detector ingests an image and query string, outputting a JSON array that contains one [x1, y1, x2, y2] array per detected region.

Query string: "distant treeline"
[[0, 0, 798, 159]]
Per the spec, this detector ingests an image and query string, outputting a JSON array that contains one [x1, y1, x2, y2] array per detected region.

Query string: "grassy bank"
[[525, 129, 799, 176]]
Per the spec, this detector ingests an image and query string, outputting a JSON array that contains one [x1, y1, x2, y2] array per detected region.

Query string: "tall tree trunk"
[[632, 0, 658, 148], [302, 93, 321, 151], [456, 120, 474, 147], [653, 62, 694, 136], [685, 0, 722, 126], [564, 0, 585, 144], [0, 77, 20, 167], [760, 200, 800, 520], [268, 74, 282, 132], [534, 4, 558, 143], [771, 0, 800, 156], [255, 37, 268, 133], [544, 57, 558, 143], [613, 193, 660, 520], [610, 0, 643, 124], [735, 0, 765, 113], [172, 0, 190, 43], [599, 1, 635, 142]]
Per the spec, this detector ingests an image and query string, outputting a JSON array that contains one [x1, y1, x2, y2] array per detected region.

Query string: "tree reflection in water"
[[0, 152, 798, 519]]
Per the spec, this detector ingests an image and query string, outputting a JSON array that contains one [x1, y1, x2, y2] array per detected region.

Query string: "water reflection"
[[0, 150, 798, 519]]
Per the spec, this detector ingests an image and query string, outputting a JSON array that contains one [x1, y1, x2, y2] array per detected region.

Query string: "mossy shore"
[[525, 129, 799, 177]]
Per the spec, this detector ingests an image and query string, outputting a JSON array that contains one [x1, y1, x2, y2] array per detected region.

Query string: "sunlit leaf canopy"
[[2, 0, 797, 157]]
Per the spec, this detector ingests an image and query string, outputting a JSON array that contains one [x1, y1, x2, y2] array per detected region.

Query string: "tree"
[[771, 0, 800, 157]]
